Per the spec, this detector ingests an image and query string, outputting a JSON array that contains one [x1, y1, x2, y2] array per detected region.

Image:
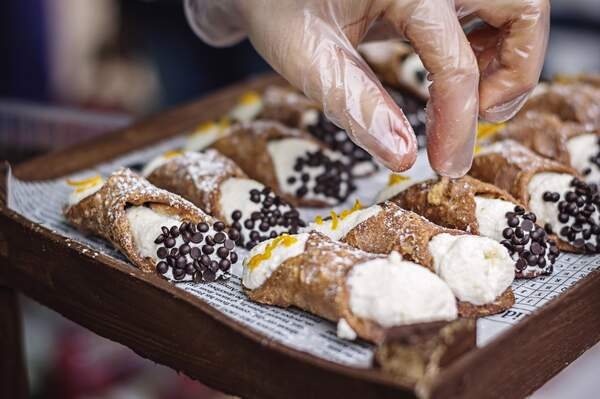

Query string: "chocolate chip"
[[161, 226, 170, 235], [164, 237, 176, 248], [191, 232, 203, 243], [214, 232, 226, 244], [179, 243, 190, 256], [203, 270, 216, 282], [202, 245, 214, 255], [232, 210, 242, 221], [217, 247, 229, 259], [205, 236, 215, 246], [180, 222, 189, 232], [200, 254, 211, 266], [156, 261, 168, 274], [224, 239, 235, 250], [219, 259, 231, 271], [230, 252, 238, 263], [530, 242, 543, 255], [157, 247, 168, 259], [170, 226, 180, 237], [185, 263, 195, 274], [515, 258, 527, 270], [521, 220, 534, 232], [176, 256, 187, 268], [154, 234, 165, 244], [170, 248, 178, 256], [173, 268, 186, 280], [508, 217, 519, 228], [190, 247, 201, 259], [227, 229, 240, 241], [198, 222, 209, 232], [214, 221, 225, 232], [502, 228, 513, 239], [209, 261, 219, 273]]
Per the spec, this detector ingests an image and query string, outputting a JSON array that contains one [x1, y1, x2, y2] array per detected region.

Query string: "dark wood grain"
[[0, 283, 29, 399], [1, 73, 599, 399]]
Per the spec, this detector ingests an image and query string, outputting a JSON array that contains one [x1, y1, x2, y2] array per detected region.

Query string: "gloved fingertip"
[[480, 91, 531, 123], [429, 151, 473, 178], [376, 142, 418, 172]]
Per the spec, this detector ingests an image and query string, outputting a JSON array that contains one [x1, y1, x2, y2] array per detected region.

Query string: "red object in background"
[[52, 327, 146, 399]]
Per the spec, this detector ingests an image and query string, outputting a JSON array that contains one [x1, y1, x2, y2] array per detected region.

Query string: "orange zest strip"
[[388, 174, 410, 187], [247, 234, 299, 271], [67, 175, 102, 188]]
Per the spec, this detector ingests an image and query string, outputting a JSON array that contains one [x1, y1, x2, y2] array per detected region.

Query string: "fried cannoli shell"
[[246, 232, 390, 343], [470, 141, 578, 206], [342, 202, 456, 271], [259, 85, 320, 127], [520, 83, 600, 130], [146, 150, 246, 221], [554, 73, 600, 88], [342, 202, 515, 316], [358, 41, 427, 100], [469, 140, 580, 252], [64, 168, 214, 272], [493, 111, 595, 166], [389, 176, 521, 235], [374, 319, 476, 389], [210, 120, 329, 207]]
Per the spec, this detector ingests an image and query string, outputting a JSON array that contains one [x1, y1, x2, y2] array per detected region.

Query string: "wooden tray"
[[1, 73, 599, 399]]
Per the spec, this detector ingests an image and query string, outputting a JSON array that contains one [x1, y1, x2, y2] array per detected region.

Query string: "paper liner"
[[246, 231, 389, 343], [494, 111, 598, 167], [210, 120, 333, 207], [520, 83, 600, 131], [469, 140, 581, 252], [341, 202, 515, 316], [146, 150, 246, 221], [388, 176, 520, 236], [64, 168, 214, 272]]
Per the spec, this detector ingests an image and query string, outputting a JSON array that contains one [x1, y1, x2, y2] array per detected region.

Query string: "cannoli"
[[374, 319, 476, 388], [553, 73, 600, 88], [492, 112, 600, 184], [358, 41, 430, 100], [305, 201, 515, 316], [207, 120, 356, 207], [257, 86, 379, 176], [64, 168, 239, 282], [470, 140, 600, 253], [242, 231, 458, 343], [143, 150, 306, 250], [519, 83, 600, 131], [377, 175, 559, 278]]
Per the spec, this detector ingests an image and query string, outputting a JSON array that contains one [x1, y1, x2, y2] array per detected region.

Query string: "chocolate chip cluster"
[[229, 187, 306, 250], [500, 205, 558, 275], [542, 178, 600, 252], [307, 113, 377, 173], [387, 87, 427, 148], [154, 221, 239, 283], [286, 149, 356, 203]]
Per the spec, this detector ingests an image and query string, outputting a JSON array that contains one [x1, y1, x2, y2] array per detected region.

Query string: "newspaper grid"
[[6, 134, 600, 367]]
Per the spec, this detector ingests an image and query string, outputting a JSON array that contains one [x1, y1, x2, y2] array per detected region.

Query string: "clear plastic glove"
[[185, 0, 549, 177]]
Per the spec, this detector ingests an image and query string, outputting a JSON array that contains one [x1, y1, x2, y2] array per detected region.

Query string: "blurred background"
[[0, 0, 599, 398]]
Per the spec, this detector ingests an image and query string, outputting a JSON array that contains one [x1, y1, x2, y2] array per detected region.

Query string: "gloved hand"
[[185, 0, 549, 177]]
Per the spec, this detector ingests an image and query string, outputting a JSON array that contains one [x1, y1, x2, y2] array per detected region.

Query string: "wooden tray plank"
[[1, 73, 600, 398]]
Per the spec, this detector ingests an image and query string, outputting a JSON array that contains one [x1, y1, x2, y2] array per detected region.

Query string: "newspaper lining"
[[6, 135, 600, 368]]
